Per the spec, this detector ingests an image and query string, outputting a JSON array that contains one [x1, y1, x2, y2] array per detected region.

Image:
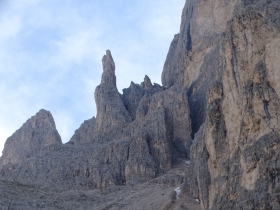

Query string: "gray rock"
[[0, 50, 192, 193], [1, 0, 280, 209], [125, 133, 157, 183], [0, 109, 62, 168], [94, 50, 131, 139], [122, 82, 145, 121], [69, 116, 96, 144], [183, 124, 211, 208], [181, 1, 280, 209]]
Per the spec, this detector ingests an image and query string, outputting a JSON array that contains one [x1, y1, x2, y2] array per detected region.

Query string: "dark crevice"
[[229, 24, 239, 88], [187, 79, 207, 139], [186, 5, 193, 51], [187, 23, 192, 51], [186, 22, 192, 51], [126, 146, 130, 161]]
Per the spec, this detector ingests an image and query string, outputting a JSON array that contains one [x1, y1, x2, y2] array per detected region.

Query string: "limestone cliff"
[[171, 0, 280, 209]]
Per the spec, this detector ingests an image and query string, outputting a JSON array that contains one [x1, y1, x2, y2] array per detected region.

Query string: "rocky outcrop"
[[122, 75, 165, 122], [183, 124, 211, 208], [122, 82, 145, 121], [123, 84, 192, 175], [0, 109, 62, 168], [125, 133, 157, 183], [69, 116, 96, 144]]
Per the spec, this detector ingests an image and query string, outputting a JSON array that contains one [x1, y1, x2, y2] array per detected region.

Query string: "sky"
[[0, 0, 185, 154]]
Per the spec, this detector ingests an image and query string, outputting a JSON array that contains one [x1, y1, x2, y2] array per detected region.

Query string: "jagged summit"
[[0, 109, 61, 168], [36, 109, 57, 126], [143, 75, 153, 89], [69, 116, 96, 144], [0, 49, 192, 192]]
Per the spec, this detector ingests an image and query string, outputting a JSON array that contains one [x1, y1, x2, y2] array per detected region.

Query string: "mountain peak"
[[0, 109, 62, 167], [101, 49, 116, 87]]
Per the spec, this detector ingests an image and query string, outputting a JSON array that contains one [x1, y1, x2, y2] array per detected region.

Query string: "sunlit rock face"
[[162, 0, 239, 137], [175, 0, 280, 209]]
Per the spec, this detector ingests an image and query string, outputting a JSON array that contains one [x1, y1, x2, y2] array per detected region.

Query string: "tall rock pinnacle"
[[94, 50, 131, 138], [101, 50, 116, 87]]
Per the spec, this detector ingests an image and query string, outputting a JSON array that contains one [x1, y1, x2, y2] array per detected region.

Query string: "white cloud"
[[0, 128, 12, 154], [51, 30, 102, 68], [0, 16, 21, 42], [52, 111, 75, 143]]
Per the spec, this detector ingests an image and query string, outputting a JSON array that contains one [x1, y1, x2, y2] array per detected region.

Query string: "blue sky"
[[0, 0, 185, 154]]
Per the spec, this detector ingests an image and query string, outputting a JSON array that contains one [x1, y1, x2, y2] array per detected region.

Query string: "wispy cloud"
[[0, 0, 185, 154]]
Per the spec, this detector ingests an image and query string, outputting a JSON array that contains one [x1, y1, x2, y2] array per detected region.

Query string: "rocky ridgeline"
[[1, 0, 280, 209], [0, 50, 192, 191]]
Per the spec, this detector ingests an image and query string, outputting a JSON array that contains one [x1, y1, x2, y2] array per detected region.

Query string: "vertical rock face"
[[147, 86, 192, 160], [0, 109, 62, 168], [162, 0, 239, 136], [183, 123, 211, 208], [178, 0, 280, 209]]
